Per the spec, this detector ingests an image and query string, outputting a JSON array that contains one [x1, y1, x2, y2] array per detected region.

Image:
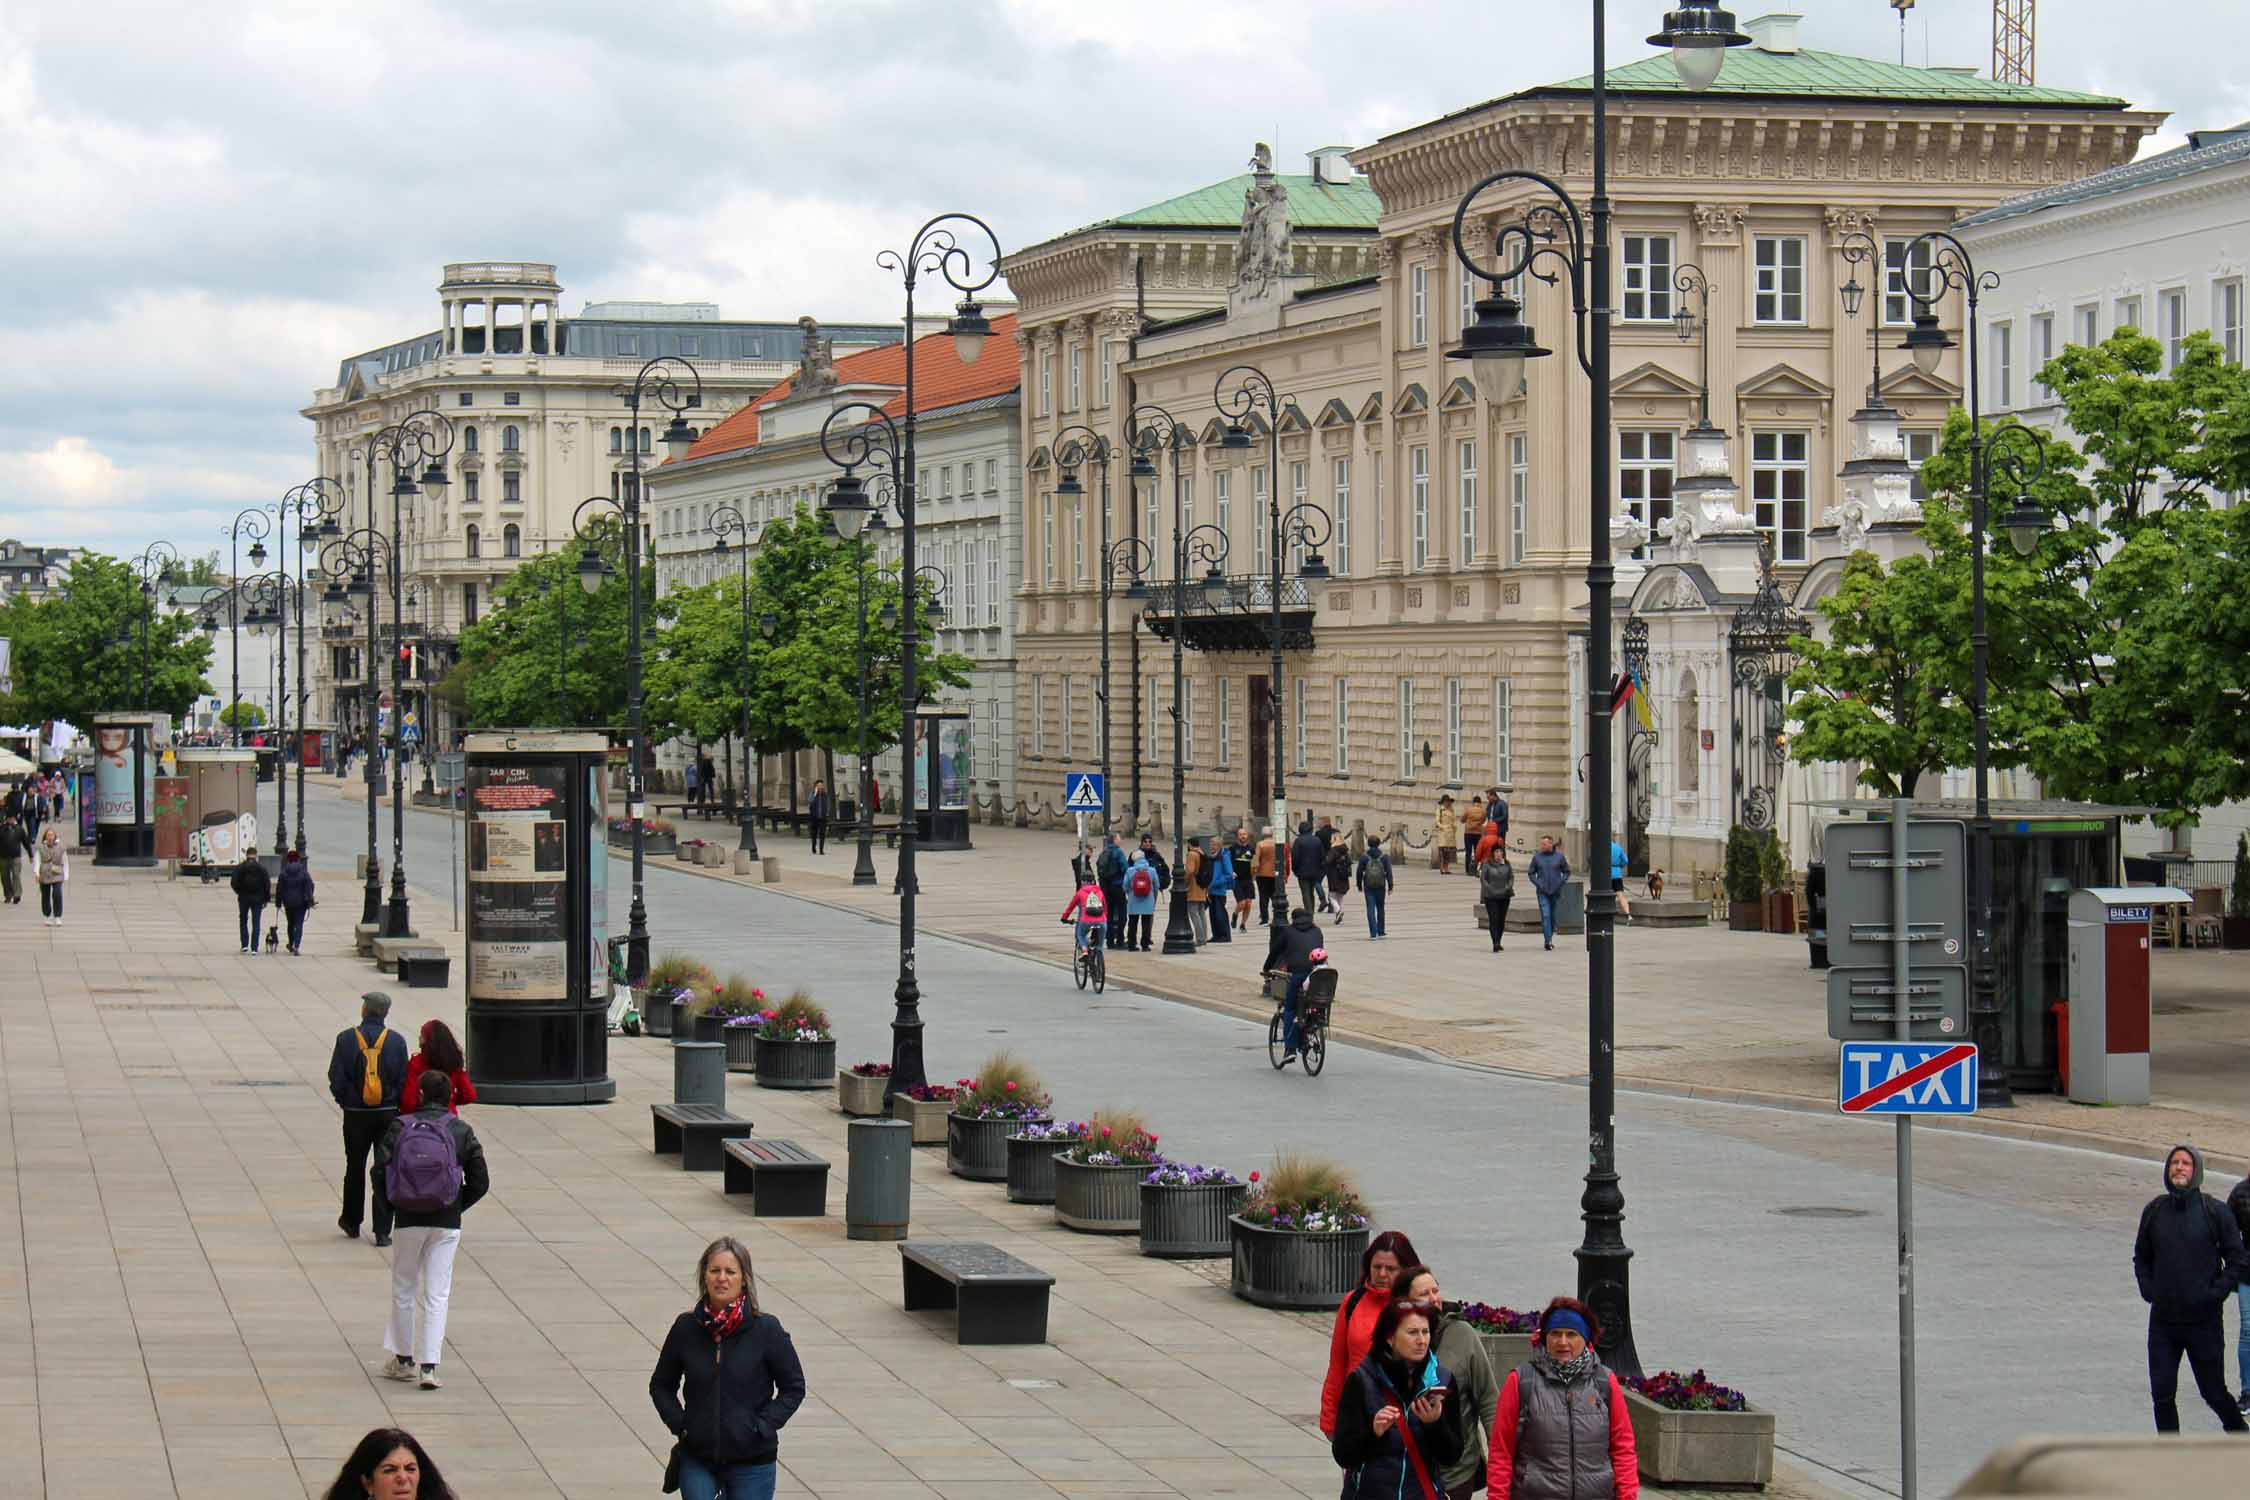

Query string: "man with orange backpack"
[[328, 990, 409, 1245]]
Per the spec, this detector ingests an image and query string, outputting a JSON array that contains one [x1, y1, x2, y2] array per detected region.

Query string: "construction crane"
[[1993, 0, 2036, 86]]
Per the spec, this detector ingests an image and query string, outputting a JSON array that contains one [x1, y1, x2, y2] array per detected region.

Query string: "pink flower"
[[1004, 1081, 1018, 1092], [1100, 1126, 1113, 1138], [1147, 1133, 1158, 1143], [1249, 1171, 1260, 1183]]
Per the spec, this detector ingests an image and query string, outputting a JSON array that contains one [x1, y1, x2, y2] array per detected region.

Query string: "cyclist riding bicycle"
[[1061, 880, 1109, 955], [1265, 908, 1326, 1065]]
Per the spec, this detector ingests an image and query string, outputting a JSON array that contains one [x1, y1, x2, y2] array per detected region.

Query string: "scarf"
[[1532, 1345, 1600, 1386], [697, 1296, 746, 1344]]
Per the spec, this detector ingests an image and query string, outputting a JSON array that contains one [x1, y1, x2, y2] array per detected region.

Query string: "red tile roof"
[[680, 312, 1021, 466]]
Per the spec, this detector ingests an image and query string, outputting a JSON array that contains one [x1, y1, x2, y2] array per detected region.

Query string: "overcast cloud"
[[2, 0, 2242, 568]]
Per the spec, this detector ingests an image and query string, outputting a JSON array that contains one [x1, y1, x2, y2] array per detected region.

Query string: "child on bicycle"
[[1060, 880, 1108, 955]]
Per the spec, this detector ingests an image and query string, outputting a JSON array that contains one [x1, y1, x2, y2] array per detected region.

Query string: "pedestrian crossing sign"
[[1064, 772, 1105, 812]]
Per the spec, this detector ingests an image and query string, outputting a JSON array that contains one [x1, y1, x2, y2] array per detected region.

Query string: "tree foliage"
[[219, 701, 266, 729], [0, 552, 212, 724]]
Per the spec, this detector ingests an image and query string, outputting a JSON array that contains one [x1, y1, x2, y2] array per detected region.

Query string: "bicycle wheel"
[[1074, 950, 1089, 990], [1302, 1023, 1328, 1077], [1267, 1010, 1289, 1069], [1091, 948, 1106, 993]]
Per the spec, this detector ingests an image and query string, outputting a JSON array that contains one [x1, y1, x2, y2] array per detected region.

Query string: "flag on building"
[[1609, 672, 1656, 732]]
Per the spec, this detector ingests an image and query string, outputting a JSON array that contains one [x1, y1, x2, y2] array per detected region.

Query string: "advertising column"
[[462, 731, 616, 1104], [91, 710, 171, 866]]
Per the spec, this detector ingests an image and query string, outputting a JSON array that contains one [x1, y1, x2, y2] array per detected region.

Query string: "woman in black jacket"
[[276, 850, 316, 955], [1332, 1297, 1462, 1500], [650, 1236, 806, 1500]]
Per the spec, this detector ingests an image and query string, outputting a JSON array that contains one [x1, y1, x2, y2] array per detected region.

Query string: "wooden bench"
[[899, 1241, 1054, 1345], [650, 1102, 753, 1171], [395, 948, 451, 987], [721, 1138, 830, 1216]]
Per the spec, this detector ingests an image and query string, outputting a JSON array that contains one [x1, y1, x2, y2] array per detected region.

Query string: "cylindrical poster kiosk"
[[462, 731, 617, 1105], [92, 711, 171, 866]]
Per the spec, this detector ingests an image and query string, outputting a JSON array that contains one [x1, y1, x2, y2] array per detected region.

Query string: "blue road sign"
[[1838, 1041, 1980, 1116], [1064, 772, 1105, 812]]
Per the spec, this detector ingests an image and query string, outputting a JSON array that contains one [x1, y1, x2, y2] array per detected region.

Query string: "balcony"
[[1138, 573, 1314, 653]]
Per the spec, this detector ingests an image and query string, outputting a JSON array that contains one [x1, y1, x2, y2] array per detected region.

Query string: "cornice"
[[1953, 166, 2250, 250]]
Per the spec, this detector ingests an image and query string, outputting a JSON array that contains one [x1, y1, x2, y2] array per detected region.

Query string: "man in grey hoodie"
[[1526, 837, 1571, 952], [2133, 1144, 2250, 1433]]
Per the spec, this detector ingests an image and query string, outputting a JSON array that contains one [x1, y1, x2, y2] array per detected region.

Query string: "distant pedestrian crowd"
[[4, 774, 72, 925]]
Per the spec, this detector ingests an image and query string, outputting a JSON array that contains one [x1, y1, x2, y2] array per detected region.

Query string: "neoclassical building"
[[1005, 12, 2156, 871], [302, 261, 898, 748]]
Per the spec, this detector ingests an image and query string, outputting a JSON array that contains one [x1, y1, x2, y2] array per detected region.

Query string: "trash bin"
[[672, 1041, 726, 1107], [846, 1117, 911, 1241]]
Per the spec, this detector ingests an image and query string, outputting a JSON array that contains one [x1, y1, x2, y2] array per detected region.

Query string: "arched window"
[[503, 524, 521, 558], [465, 525, 481, 559], [462, 425, 479, 454], [638, 426, 651, 453], [502, 425, 521, 453], [609, 426, 622, 453]]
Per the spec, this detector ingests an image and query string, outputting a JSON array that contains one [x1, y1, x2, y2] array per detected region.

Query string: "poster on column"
[[465, 761, 570, 1000]]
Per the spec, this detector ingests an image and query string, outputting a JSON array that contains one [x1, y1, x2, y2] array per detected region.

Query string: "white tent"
[[0, 747, 32, 776]]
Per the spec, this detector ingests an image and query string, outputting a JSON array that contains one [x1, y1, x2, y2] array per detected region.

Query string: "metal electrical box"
[[2065, 887, 2183, 1106]]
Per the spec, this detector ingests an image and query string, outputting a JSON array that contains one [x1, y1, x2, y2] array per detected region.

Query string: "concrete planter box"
[[752, 1036, 835, 1090], [1005, 1134, 1066, 1203], [674, 843, 700, 861], [891, 1093, 952, 1144], [837, 1071, 889, 1116], [1476, 1329, 1536, 1377], [1229, 1216, 1368, 1310], [1621, 1388, 1775, 1488], [947, 1113, 1046, 1182], [722, 1025, 758, 1072], [1053, 1158, 1145, 1233], [1139, 1181, 1246, 1259]]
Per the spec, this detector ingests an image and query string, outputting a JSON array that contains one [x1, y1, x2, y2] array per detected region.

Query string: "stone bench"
[[395, 948, 450, 987], [1630, 896, 1713, 929], [722, 1138, 830, 1216], [899, 1241, 1053, 1345], [369, 933, 424, 971], [650, 1102, 753, 1171]]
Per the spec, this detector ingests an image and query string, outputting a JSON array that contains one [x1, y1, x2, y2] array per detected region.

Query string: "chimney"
[[1743, 13, 1801, 54], [1307, 146, 1357, 186]]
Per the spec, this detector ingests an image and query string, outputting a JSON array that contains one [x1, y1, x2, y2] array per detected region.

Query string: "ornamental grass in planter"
[[891, 1082, 957, 1144], [1229, 1154, 1371, 1310], [1006, 1119, 1077, 1205], [639, 954, 714, 1039], [1053, 1112, 1162, 1233], [947, 1052, 1051, 1181], [750, 993, 835, 1089], [701, 974, 765, 1054], [838, 1061, 890, 1117], [1621, 1369, 1774, 1487], [1139, 1160, 1246, 1259]]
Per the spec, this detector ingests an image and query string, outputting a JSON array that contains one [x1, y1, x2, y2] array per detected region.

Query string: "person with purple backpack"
[[373, 1070, 489, 1390]]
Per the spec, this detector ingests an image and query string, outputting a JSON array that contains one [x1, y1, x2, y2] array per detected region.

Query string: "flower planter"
[[1727, 900, 1765, 932], [692, 1013, 725, 1044], [752, 1036, 835, 1090], [1621, 1389, 1775, 1488], [641, 991, 675, 1038], [1763, 890, 1798, 934], [837, 1071, 889, 1117], [891, 1093, 951, 1144], [675, 843, 698, 861], [1228, 1215, 1368, 1310], [1053, 1159, 1146, 1234], [1139, 1180, 1247, 1259], [643, 833, 678, 857], [1475, 1330, 1535, 1377], [722, 1026, 757, 1072], [948, 1113, 1046, 1182], [1006, 1133, 1066, 1203], [669, 997, 692, 1040]]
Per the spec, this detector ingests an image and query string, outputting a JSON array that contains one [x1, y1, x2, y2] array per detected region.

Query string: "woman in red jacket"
[[1487, 1296, 1638, 1500], [1319, 1228, 1421, 1436], [400, 1019, 476, 1114]]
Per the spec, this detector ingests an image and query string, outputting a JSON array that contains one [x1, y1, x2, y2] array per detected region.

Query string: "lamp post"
[[1053, 428, 1120, 831], [129, 542, 182, 713], [286, 478, 346, 855], [1447, 0, 1749, 1377], [222, 509, 273, 744], [709, 503, 761, 861], [847, 485, 900, 888], [204, 573, 290, 844], [317, 529, 395, 928], [819, 211, 1000, 1105]]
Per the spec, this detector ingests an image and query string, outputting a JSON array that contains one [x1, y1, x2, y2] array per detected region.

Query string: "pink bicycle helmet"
[[1309, 947, 1328, 964]]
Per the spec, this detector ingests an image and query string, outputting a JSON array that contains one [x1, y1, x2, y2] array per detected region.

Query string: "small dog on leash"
[[1646, 868, 1667, 900], [265, 927, 280, 954]]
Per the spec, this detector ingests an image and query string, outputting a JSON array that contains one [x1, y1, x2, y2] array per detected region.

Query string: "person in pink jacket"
[[1487, 1296, 1638, 1500], [1059, 881, 1108, 955]]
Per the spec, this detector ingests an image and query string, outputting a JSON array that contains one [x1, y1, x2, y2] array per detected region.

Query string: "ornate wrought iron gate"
[[1728, 545, 1806, 832]]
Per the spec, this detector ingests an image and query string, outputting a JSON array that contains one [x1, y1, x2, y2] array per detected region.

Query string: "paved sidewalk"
[[3, 859, 1852, 1499]]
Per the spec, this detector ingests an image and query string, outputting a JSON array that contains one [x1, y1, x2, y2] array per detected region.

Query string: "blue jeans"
[[239, 902, 265, 950], [1282, 970, 1306, 1051], [1074, 921, 1103, 955], [1537, 890, 1560, 944], [1363, 887, 1387, 937], [1207, 892, 1232, 942], [284, 905, 306, 951], [678, 1453, 776, 1500], [2238, 1283, 2250, 1392]]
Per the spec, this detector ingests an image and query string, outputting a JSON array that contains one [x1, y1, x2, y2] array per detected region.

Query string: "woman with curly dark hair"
[[1486, 1296, 1639, 1499], [1318, 1228, 1422, 1436], [399, 1019, 475, 1115], [321, 1427, 455, 1500]]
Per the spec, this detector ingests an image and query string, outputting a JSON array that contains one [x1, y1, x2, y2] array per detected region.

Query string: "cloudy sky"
[[3, 0, 2241, 570]]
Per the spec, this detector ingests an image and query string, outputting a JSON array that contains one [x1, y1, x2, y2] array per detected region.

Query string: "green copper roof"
[[1109, 174, 1381, 231], [1550, 48, 2128, 107]]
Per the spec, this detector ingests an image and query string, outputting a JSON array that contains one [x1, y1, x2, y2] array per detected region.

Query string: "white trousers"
[[383, 1226, 460, 1367]]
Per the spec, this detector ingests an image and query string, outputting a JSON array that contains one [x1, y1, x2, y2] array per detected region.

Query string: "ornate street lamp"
[[318, 529, 395, 928], [282, 476, 347, 856], [709, 504, 761, 860], [1053, 427, 1123, 833], [222, 508, 273, 745]]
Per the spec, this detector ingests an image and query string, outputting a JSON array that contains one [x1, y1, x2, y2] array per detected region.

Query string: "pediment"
[[1357, 392, 1386, 423], [1628, 565, 1723, 614], [1314, 398, 1355, 429], [1736, 362, 1832, 402], [1392, 383, 1429, 415], [1877, 364, 1963, 401], [1611, 361, 1703, 400], [1199, 417, 1230, 445], [1027, 445, 1051, 470], [1275, 405, 1310, 434], [1439, 377, 1479, 409]]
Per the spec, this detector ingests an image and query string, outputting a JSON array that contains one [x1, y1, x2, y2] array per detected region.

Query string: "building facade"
[[0, 540, 80, 601]]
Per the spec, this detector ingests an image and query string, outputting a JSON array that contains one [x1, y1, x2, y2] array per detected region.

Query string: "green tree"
[[1786, 550, 1974, 797], [218, 701, 266, 730], [0, 552, 212, 723]]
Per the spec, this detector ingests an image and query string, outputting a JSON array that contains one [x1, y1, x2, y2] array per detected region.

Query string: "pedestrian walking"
[[1123, 848, 1159, 952], [34, 825, 66, 926], [697, 754, 716, 812], [1319, 1230, 1423, 1437], [1474, 820, 1504, 872], [1479, 846, 1516, 953], [684, 757, 700, 810], [1206, 837, 1235, 945], [1355, 842, 1394, 939], [1332, 1297, 1464, 1500], [1292, 820, 1326, 917], [0, 811, 23, 905], [232, 844, 272, 955], [1097, 834, 1129, 947], [1611, 838, 1633, 922], [400, 1019, 477, 1114], [1462, 794, 1487, 875], [650, 1235, 807, 1500], [330, 991, 409, 1245], [2232, 1167, 2250, 1413], [1324, 837, 1352, 918], [276, 849, 316, 954], [1184, 839, 1211, 945], [1486, 1297, 1639, 1499], [2134, 1144, 2250, 1433], [1527, 837, 1570, 952], [1230, 827, 1257, 931], [1398, 1266, 1505, 1500], [319, 1428, 457, 1500], [808, 779, 831, 854], [1432, 796, 1458, 875], [373, 1071, 488, 1390], [1254, 825, 1280, 925]]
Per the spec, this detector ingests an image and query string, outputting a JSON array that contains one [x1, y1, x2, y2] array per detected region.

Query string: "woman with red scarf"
[[1319, 1228, 1421, 1436], [650, 1236, 806, 1500]]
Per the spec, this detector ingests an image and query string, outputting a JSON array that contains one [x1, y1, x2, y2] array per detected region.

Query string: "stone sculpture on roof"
[[795, 315, 837, 396], [1234, 142, 1292, 298]]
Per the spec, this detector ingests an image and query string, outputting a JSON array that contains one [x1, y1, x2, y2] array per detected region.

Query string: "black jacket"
[[2231, 1174, 2250, 1242], [328, 1020, 409, 1112], [0, 822, 22, 859], [276, 861, 315, 910], [1267, 909, 1326, 974], [1290, 827, 1325, 882], [650, 1308, 807, 1467], [2135, 1145, 2247, 1322], [231, 859, 271, 905], [1331, 1348, 1464, 1498], [373, 1106, 490, 1230]]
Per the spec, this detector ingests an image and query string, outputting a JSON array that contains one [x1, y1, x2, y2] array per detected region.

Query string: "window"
[[985, 699, 1000, 772], [1991, 321, 2013, 408], [1375, 458, 1387, 561], [1753, 236, 1806, 324], [1062, 675, 1073, 760], [465, 525, 481, 559], [1148, 678, 1161, 764], [1621, 234, 1674, 322], [1457, 263, 1480, 341], [1219, 680, 1232, 766], [1182, 474, 1197, 526], [2218, 279, 2245, 364], [502, 425, 520, 453], [1618, 431, 1675, 556], [1067, 344, 1082, 409], [1288, 461, 1308, 572], [1409, 445, 1430, 570], [503, 391, 521, 407], [1143, 472, 1159, 551], [940, 465, 953, 500], [2074, 303, 2099, 349], [1751, 431, 1810, 561], [2115, 294, 2142, 332], [502, 523, 521, 558], [1097, 339, 1114, 407], [1906, 430, 1940, 502], [1251, 467, 1269, 574], [1041, 493, 1055, 584], [1032, 675, 1045, 756], [1072, 496, 1085, 581], [1215, 470, 1232, 549], [457, 393, 474, 407], [1293, 678, 1307, 772], [463, 425, 480, 454], [616, 334, 638, 356], [1456, 439, 1478, 564], [1445, 679, 1464, 783], [2162, 289, 2187, 369], [1410, 263, 1429, 347], [1332, 677, 1349, 773], [463, 582, 478, 625], [961, 462, 975, 496], [918, 467, 929, 500], [1397, 680, 1417, 780], [638, 426, 651, 454], [985, 457, 998, 492], [679, 337, 699, 358], [1883, 238, 1936, 325], [2032, 313, 2055, 400], [1508, 433, 1529, 564], [463, 471, 479, 505], [1332, 458, 1352, 576], [963, 530, 981, 621], [1492, 677, 1514, 786], [983, 538, 1000, 626], [1040, 355, 1053, 416], [1181, 678, 1195, 767], [502, 471, 521, 504]]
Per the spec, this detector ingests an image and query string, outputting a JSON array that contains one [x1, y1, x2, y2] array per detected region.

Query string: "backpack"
[[385, 1114, 464, 1213], [1362, 854, 1391, 894], [355, 1027, 389, 1108], [1099, 846, 1125, 884], [1131, 866, 1153, 899]]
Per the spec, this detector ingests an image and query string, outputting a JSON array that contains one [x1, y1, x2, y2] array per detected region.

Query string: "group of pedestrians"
[[3, 776, 71, 925], [1320, 1229, 1640, 1499], [228, 845, 318, 953]]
